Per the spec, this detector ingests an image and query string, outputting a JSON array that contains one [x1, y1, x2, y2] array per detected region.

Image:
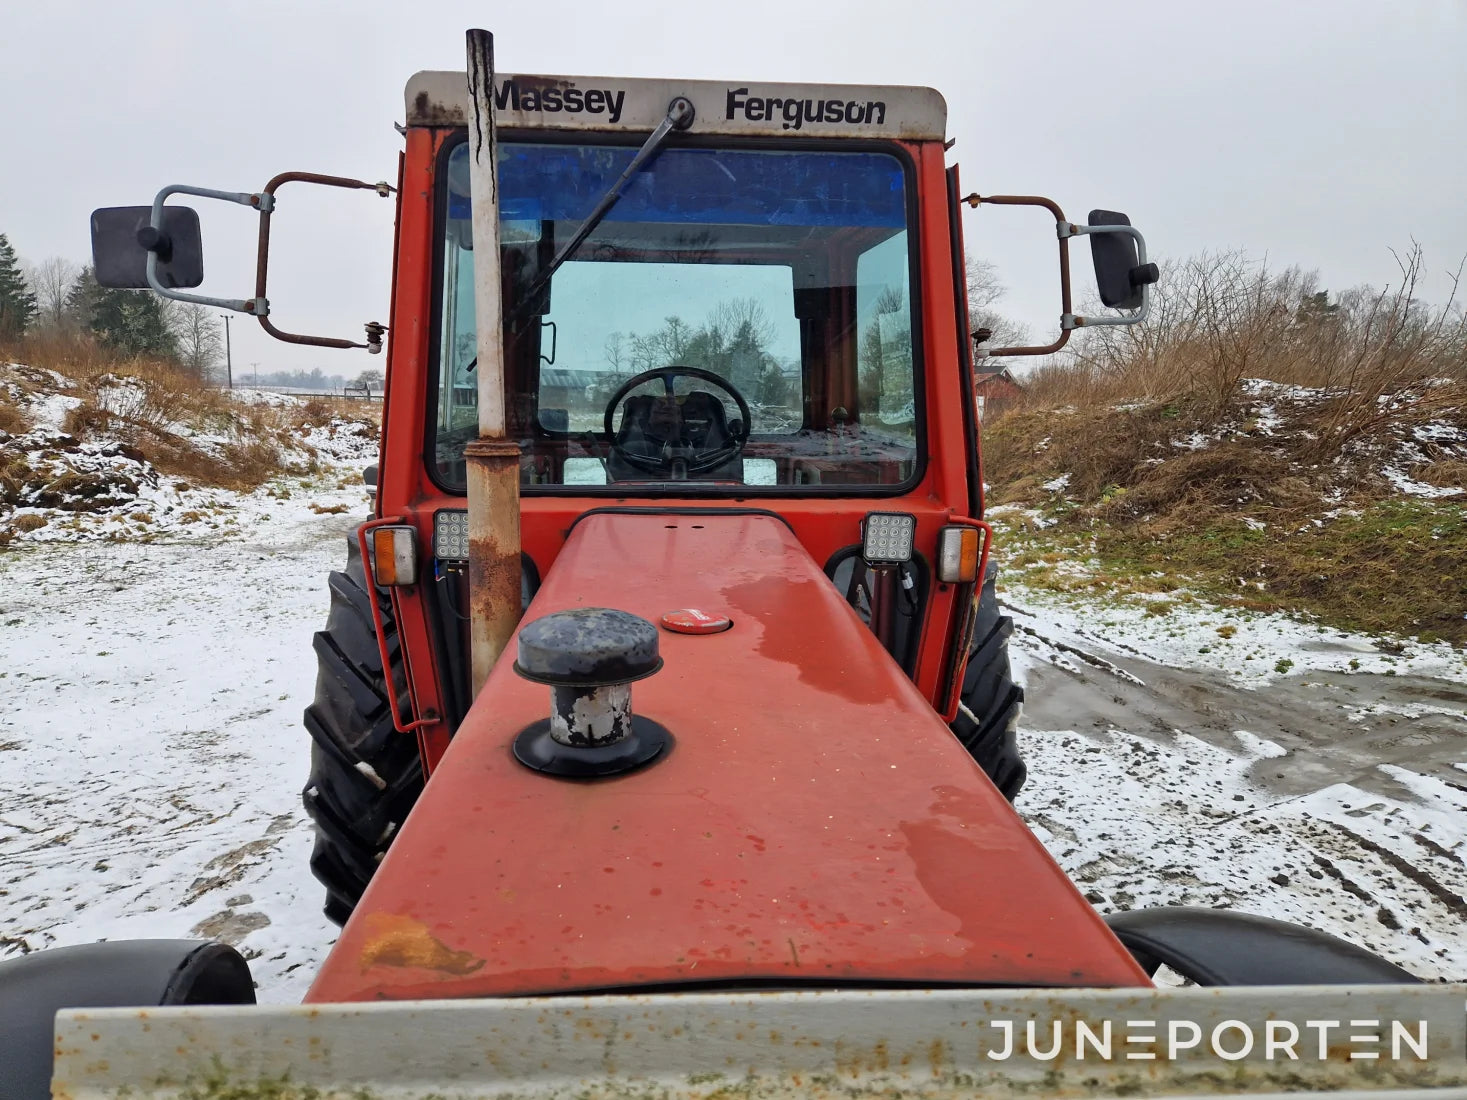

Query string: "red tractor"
[[3, 31, 1457, 1100]]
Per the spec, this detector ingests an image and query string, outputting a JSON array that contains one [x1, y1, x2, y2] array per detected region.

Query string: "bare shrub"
[[1047, 252, 1317, 414], [999, 246, 1467, 455], [1301, 245, 1467, 459]]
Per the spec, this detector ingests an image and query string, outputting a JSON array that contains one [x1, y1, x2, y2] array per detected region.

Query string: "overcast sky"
[[3, 0, 1463, 379]]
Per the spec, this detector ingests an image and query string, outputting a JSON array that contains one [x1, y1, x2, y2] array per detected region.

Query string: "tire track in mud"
[[1324, 822, 1467, 922], [1010, 612, 1467, 978]]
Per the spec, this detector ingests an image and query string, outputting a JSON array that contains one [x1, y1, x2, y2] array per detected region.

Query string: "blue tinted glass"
[[434, 140, 919, 494], [447, 146, 905, 229]]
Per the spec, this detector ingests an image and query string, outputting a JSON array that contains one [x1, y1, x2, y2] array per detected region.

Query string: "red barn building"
[[973, 365, 1023, 420]]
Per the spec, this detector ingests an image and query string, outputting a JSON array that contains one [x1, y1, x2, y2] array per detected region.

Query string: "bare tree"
[[171, 302, 223, 380], [707, 298, 775, 348], [24, 256, 78, 331], [965, 258, 1029, 354], [630, 315, 692, 370], [603, 332, 626, 371], [966, 258, 1005, 312]]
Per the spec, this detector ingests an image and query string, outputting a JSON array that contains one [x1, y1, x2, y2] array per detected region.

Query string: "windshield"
[[431, 140, 921, 492]]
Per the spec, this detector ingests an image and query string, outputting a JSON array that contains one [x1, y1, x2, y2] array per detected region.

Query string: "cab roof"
[[405, 71, 947, 139]]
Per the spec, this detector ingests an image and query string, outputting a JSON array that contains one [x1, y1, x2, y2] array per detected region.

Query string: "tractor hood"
[[308, 512, 1146, 1002]]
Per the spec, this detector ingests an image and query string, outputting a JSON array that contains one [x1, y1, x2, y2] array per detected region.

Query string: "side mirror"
[[89, 175, 393, 350], [1087, 209, 1159, 310], [90, 205, 204, 290], [961, 192, 1158, 357]]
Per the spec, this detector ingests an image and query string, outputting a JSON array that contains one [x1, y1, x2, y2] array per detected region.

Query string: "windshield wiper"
[[509, 96, 694, 328]]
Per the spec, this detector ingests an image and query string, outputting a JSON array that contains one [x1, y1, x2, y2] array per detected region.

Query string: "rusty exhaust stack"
[[464, 28, 523, 695]]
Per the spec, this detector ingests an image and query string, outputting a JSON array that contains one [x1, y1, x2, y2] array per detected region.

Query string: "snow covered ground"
[[1, 487, 1463, 999], [1009, 583, 1467, 980], [0, 474, 370, 1001]]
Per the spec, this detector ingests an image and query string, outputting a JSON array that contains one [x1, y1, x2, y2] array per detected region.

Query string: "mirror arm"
[[142, 174, 396, 353], [962, 193, 1073, 359], [961, 194, 1156, 358], [254, 172, 396, 350], [144, 184, 274, 314]]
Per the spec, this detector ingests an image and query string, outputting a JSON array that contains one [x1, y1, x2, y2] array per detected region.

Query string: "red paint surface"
[[308, 514, 1148, 1002]]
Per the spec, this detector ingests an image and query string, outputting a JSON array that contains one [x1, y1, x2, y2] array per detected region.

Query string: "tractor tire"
[[301, 533, 424, 925], [949, 561, 1027, 801]]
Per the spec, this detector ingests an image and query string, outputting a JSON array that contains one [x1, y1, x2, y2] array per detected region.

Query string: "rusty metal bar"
[[963, 193, 1073, 358], [55, 983, 1467, 1098], [465, 29, 523, 696], [253, 171, 394, 348]]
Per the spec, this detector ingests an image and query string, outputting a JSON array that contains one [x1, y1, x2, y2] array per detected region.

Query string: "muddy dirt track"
[[1018, 610, 1467, 800], [1009, 595, 1467, 979]]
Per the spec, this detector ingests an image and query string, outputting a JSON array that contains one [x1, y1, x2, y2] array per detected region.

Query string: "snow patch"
[[23, 391, 83, 429], [1004, 580, 1463, 688], [1381, 464, 1463, 499], [1020, 722, 1467, 977]]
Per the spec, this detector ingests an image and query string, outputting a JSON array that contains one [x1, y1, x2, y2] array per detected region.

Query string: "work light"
[[433, 509, 470, 562], [862, 512, 915, 564]]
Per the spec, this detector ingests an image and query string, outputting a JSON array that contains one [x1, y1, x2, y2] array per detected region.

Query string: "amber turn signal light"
[[936, 525, 981, 583], [370, 525, 419, 586]]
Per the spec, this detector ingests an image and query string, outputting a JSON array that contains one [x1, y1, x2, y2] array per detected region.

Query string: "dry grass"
[[1014, 245, 1466, 417], [984, 246, 1467, 645], [0, 402, 29, 435], [1415, 458, 1467, 488], [0, 331, 351, 492]]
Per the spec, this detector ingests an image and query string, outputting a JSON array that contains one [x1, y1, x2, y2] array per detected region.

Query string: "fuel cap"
[[515, 607, 662, 686], [660, 608, 733, 635], [511, 607, 671, 779]]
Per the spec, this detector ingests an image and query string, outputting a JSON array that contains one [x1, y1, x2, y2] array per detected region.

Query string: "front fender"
[[1105, 906, 1421, 986], [0, 940, 254, 1100]]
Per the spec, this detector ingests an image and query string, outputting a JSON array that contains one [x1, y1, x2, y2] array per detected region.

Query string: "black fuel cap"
[[514, 607, 662, 687], [511, 608, 671, 779]]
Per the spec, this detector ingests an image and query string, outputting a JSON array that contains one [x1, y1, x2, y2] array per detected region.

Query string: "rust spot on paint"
[[358, 912, 486, 976]]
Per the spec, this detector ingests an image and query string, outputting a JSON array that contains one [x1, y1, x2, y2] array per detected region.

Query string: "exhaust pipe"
[[463, 28, 523, 696]]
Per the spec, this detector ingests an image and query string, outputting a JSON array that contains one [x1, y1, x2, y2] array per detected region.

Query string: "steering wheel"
[[603, 366, 752, 479]]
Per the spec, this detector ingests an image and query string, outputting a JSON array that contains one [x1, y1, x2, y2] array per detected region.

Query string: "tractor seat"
[[607, 391, 744, 482]]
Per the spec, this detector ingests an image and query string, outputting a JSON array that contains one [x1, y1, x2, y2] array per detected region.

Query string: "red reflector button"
[[660, 608, 733, 635]]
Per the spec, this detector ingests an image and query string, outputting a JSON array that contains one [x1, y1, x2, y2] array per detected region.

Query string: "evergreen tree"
[[0, 233, 38, 340], [66, 266, 179, 360], [64, 266, 107, 331], [1295, 290, 1341, 327]]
